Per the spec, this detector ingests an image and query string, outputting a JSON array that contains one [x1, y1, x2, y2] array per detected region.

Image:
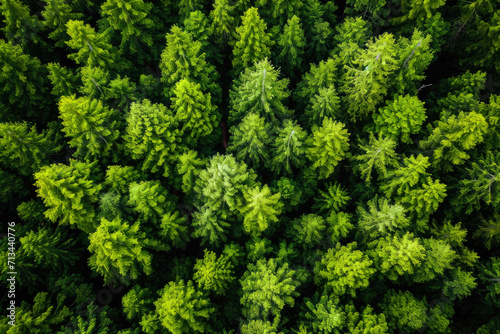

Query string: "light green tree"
[[209, 0, 238, 46], [42, 0, 83, 47], [1, 0, 44, 49], [240, 184, 283, 236], [88, 217, 153, 284], [353, 134, 399, 183], [47, 62, 80, 96], [381, 290, 427, 332], [154, 279, 214, 334], [301, 295, 346, 334], [412, 238, 455, 283], [357, 197, 410, 240], [269, 119, 307, 175], [193, 250, 235, 295], [314, 242, 376, 297], [289, 214, 326, 249], [58, 95, 121, 162], [380, 154, 430, 198], [306, 117, 350, 179], [34, 160, 101, 233], [303, 86, 341, 127], [277, 15, 305, 78], [232, 7, 273, 73]]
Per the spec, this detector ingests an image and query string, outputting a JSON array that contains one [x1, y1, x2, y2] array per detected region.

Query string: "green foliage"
[[240, 184, 283, 236], [80, 65, 110, 98], [353, 134, 399, 182], [59, 95, 121, 162], [228, 112, 272, 168], [269, 119, 307, 175], [413, 238, 455, 283], [193, 249, 235, 295], [314, 243, 375, 297], [327, 211, 354, 244], [474, 212, 500, 250], [342, 33, 398, 121], [313, 182, 350, 215], [357, 197, 410, 240], [241, 320, 282, 334], [34, 160, 101, 233], [155, 279, 214, 334], [443, 268, 477, 301], [345, 305, 389, 334], [420, 111, 488, 171], [210, 0, 237, 46], [240, 257, 301, 320], [42, 0, 83, 47], [0, 122, 60, 175], [122, 285, 154, 320], [229, 58, 292, 127], [277, 15, 306, 78], [171, 78, 220, 146], [381, 290, 427, 332], [232, 7, 273, 73], [289, 214, 326, 248], [88, 217, 153, 284], [302, 295, 346, 333], [380, 154, 430, 198], [303, 86, 341, 127], [374, 95, 427, 144], [47, 62, 80, 96], [400, 177, 447, 220], [370, 232, 426, 281], [306, 117, 350, 180], [1, 0, 44, 49], [124, 99, 181, 176]]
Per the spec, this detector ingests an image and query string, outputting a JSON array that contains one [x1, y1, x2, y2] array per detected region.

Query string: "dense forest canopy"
[[1, 0, 500, 333]]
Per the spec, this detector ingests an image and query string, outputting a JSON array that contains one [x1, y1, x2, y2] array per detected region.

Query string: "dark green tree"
[[269, 119, 307, 175], [42, 0, 83, 47], [277, 15, 305, 78], [1, 0, 44, 49]]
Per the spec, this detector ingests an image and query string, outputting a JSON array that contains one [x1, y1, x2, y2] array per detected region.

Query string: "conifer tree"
[[193, 250, 235, 295], [342, 33, 398, 121], [306, 117, 350, 180], [58, 95, 121, 162], [289, 214, 326, 249], [88, 217, 153, 284], [381, 290, 427, 332], [313, 182, 350, 215], [192, 204, 231, 247], [357, 197, 410, 240], [370, 232, 426, 281], [100, 0, 154, 51], [413, 238, 455, 283], [210, 0, 238, 46], [20, 227, 79, 270], [124, 99, 181, 177], [105, 165, 144, 194], [303, 86, 341, 127], [1, 0, 44, 49], [47, 62, 80, 96], [160, 25, 220, 102], [229, 58, 292, 127], [42, 0, 83, 47], [419, 111, 488, 171], [154, 279, 214, 334], [344, 304, 389, 333], [228, 112, 273, 168], [240, 258, 301, 320], [232, 7, 273, 73], [277, 15, 305, 78], [269, 119, 307, 175], [240, 184, 283, 236], [374, 95, 427, 144], [0, 40, 48, 120], [400, 177, 447, 221], [314, 242, 375, 297], [184, 11, 220, 64], [307, 20, 332, 63], [331, 16, 370, 69], [65, 20, 116, 69], [34, 160, 101, 233], [474, 212, 500, 250], [0, 122, 60, 175], [79, 65, 110, 99], [127, 180, 177, 226], [241, 320, 282, 334], [380, 154, 430, 198], [353, 134, 399, 183], [442, 268, 477, 301], [301, 294, 346, 333], [171, 78, 220, 147]]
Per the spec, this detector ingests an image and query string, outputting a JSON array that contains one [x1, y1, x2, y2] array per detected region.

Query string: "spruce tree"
[[277, 15, 305, 78], [240, 184, 283, 237], [42, 0, 83, 47], [269, 119, 307, 175], [353, 134, 399, 183], [193, 250, 235, 295]]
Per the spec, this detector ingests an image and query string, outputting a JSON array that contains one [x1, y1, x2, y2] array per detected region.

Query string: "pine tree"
[[193, 250, 235, 295], [344, 304, 389, 334], [381, 290, 427, 332], [391, 0, 446, 26], [160, 25, 220, 103], [1, 0, 44, 49], [442, 268, 477, 301], [210, 0, 238, 46], [474, 212, 500, 250], [192, 204, 231, 247], [240, 257, 301, 320], [0, 122, 60, 175], [100, 0, 154, 52], [277, 15, 305, 78], [313, 182, 350, 215], [171, 78, 220, 147], [289, 214, 326, 249], [353, 134, 399, 183], [269, 119, 307, 175], [154, 279, 214, 334], [0, 40, 48, 120], [65, 20, 116, 69], [229, 58, 292, 127], [124, 99, 181, 177], [241, 320, 282, 334], [301, 294, 346, 334], [331, 16, 370, 67], [58, 95, 121, 162], [19, 227, 79, 270], [232, 7, 273, 73], [34, 160, 102, 233], [400, 177, 447, 221], [79, 65, 110, 99], [47, 62, 80, 96], [184, 11, 220, 64], [306, 117, 350, 180], [380, 154, 430, 198], [370, 232, 426, 281], [42, 0, 83, 47], [228, 112, 273, 168], [307, 20, 332, 63], [240, 184, 283, 236], [88, 217, 153, 284], [342, 33, 398, 121], [412, 238, 455, 283], [314, 242, 375, 297], [420, 111, 488, 171], [127, 180, 176, 224], [374, 95, 427, 144], [303, 86, 341, 127], [193, 153, 257, 215], [104, 165, 144, 194], [122, 285, 155, 321], [357, 197, 410, 240]]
